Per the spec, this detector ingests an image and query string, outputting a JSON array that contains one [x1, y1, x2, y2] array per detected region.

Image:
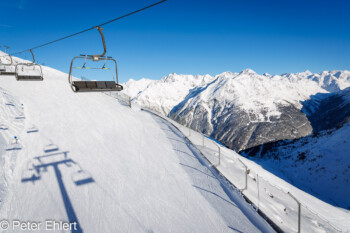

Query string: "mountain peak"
[[240, 68, 256, 74], [217, 71, 234, 77], [304, 69, 312, 75], [298, 70, 312, 76]]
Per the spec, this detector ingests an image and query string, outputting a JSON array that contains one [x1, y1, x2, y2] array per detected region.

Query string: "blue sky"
[[0, 0, 349, 83]]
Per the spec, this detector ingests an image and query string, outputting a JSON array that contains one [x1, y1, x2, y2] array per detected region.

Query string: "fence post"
[[237, 158, 248, 191], [288, 192, 301, 233], [257, 174, 260, 210], [211, 141, 221, 167], [217, 146, 221, 167]]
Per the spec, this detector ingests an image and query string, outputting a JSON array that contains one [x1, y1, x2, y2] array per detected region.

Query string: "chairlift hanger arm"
[[30, 49, 36, 64], [93, 27, 107, 59]]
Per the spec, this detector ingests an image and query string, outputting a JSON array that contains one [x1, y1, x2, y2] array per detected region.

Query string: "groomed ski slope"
[[0, 64, 274, 232]]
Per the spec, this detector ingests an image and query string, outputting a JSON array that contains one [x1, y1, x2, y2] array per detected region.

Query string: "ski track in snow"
[[0, 87, 26, 213], [0, 53, 274, 233]]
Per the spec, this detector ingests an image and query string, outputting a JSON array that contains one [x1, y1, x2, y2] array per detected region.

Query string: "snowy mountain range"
[[123, 73, 215, 116], [123, 69, 350, 151]]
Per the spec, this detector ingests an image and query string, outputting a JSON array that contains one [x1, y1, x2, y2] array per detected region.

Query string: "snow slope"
[[122, 78, 154, 99], [147, 108, 350, 232], [241, 121, 350, 211], [0, 52, 273, 233], [238, 87, 350, 210]]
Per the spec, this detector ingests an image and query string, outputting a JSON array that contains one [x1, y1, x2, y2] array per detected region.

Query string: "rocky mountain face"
[[123, 69, 350, 151], [302, 87, 350, 132]]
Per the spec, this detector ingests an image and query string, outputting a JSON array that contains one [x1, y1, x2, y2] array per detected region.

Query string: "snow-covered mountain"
[[302, 87, 350, 132], [122, 78, 153, 98], [241, 122, 350, 211], [240, 87, 350, 210], [124, 69, 350, 151], [123, 73, 215, 115]]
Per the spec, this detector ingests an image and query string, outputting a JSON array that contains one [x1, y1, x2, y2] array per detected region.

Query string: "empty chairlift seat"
[[15, 50, 44, 81], [71, 80, 123, 92], [16, 67, 44, 81], [68, 27, 123, 93]]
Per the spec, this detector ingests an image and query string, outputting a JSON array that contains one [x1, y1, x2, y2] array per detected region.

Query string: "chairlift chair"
[[0, 55, 16, 75], [68, 27, 123, 92], [15, 49, 43, 81]]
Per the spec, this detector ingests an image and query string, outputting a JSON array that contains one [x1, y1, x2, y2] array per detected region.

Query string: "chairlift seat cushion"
[[86, 81, 97, 89], [16, 75, 43, 81], [72, 81, 123, 92], [105, 81, 117, 89], [1, 71, 16, 75], [96, 82, 107, 88]]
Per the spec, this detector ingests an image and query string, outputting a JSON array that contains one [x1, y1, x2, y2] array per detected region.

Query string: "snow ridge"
[[124, 69, 350, 118]]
